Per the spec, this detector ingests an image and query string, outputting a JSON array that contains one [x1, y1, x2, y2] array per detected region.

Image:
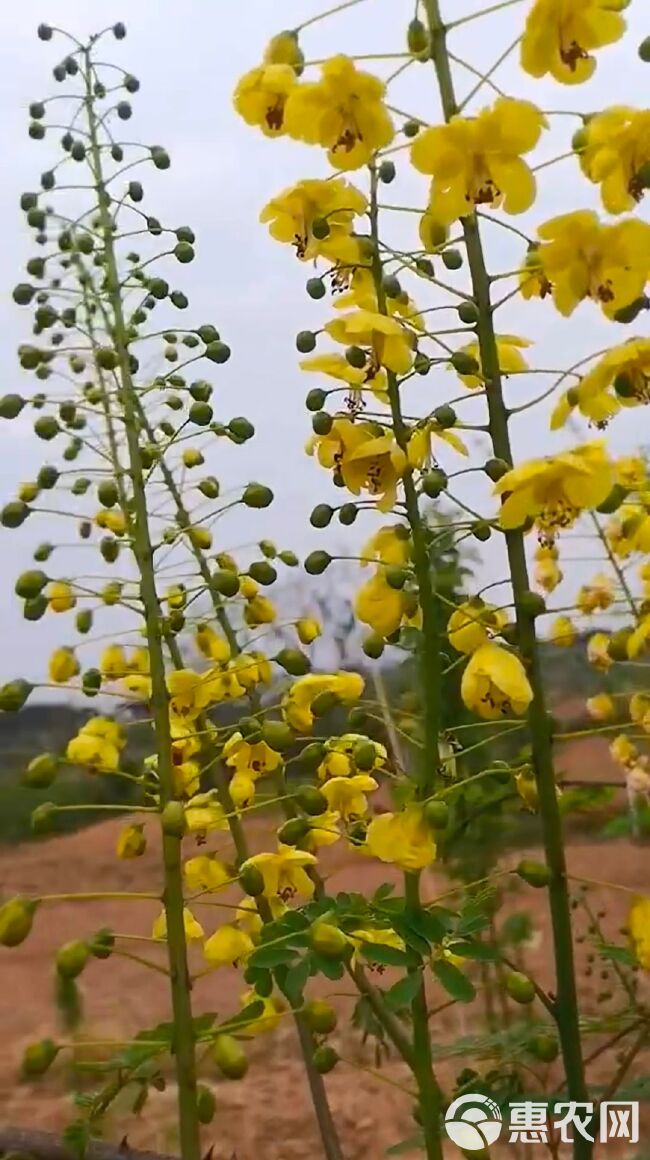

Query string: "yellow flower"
[[47, 580, 75, 612], [241, 845, 317, 900], [100, 644, 128, 679], [365, 807, 436, 871], [411, 98, 546, 224], [586, 693, 615, 721], [184, 791, 229, 835], [355, 569, 414, 638], [184, 855, 232, 893], [322, 773, 378, 820], [519, 244, 553, 302], [116, 823, 146, 859], [233, 63, 297, 136], [533, 544, 563, 594], [529, 211, 650, 319], [300, 353, 366, 396], [617, 458, 646, 491], [244, 595, 276, 627], [461, 643, 533, 720], [515, 770, 540, 812], [263, 30, 304, 74], [339, 432, 407, 513], [203, 924, 254, 967], [237, 895, 286, 937], [48, 646, 79, 684], [319, 733, 387, 779], [362, 524, 411, 568], [521, 0, 626, 84], [587, 631, 612, 670], [325, 310, 414, 377], [223, 732, 282, 778], [579, 107, 650, 214], [494, 441, 614, 540], [452, 335, 532, 390], [303, 810, 341, 851], [167, 668, 211, 723], [283, 671, 364, 733], [447, 599, 508, 655], [229, 652, 268, 690], [66, 717, 125, 772], [628, 617, 650, 659], [260, 178, 367, 264], [195, 624, 231, 663], [610, 733, 637, 768], [407, 422, 468, 468], [171, 733, 201, 798], [549, 616, 576, 647], [229, 771, 256, 808], [239, 990, 286, 1035], [631, 694, 650, 733], [629, 896, 650, 970], [283, 55, 393, 170], [122, 672, 152, 700], [418, 211, 448, 253], [152, 907, 204, 942], [577, 573, 614, 614], [297, 618, 321, 645], [349, 926, 405, 969]]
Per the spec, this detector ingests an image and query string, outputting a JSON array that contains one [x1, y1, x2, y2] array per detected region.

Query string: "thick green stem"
[[405, 874, 443, 1160], [83, 54, 200, 1160], [421, 4, 589, 1151]]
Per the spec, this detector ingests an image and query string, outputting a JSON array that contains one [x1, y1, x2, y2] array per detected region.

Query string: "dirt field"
[[1, 791, 648, 1160]]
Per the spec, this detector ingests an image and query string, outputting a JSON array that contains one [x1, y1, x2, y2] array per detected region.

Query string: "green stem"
[[422, 6, 590, 1153], [83, 52, 200, 1160], [405, 874, 443, 1160]]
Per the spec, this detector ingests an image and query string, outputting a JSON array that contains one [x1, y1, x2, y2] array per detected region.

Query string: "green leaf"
[[283, 957, 311, 1006], [599, 943, 636, 967], [219, 999, 265, 1033], [384, 971, 423, 1011], [248, 944, 297, 969], [406, 907, 448, 945], [62, 1120, 90, 1160], [451, 940, 498, 961], [432, 958, 476, 1003], [374, 882, 396, 902], [386, 1132, 425, 1155], [360, 941, 414, 968], [310, 951, 345, 980]]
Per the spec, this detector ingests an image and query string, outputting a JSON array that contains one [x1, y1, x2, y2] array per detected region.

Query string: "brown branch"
[[0, 1128, 179, 1160]]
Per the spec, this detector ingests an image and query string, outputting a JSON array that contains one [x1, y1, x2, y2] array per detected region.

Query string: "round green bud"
[[100, 537, 120, 564], [261, 721, 295, 753], [29, 121, 46, 140], [239, 863, 265, 897], [457, 300, 479, 325], [198, 476, 220, 499], [304, 550, 332, 574], [471, 520, 492, 542], [608, 628, 632, 662], [378, 160, 396, 183], [34, 416, 59, 441], [304, 999, 337, 1035], [312, 411, 332, 436], [275, 647, 311, 676], [517, 859, 551, 888], [338, 502, 358, 526], [161, 800, 187, 838], [56, 939, 90, 979], [571, 127, 588, 153], [228, 416, 255, 441], [96, 347, 118, 370], [277, 817, 311, 846], [313, 1045, 339, 1073], [75, 609, 93, 634], [407, 17, 429, 54], [128, 181, 143, 202], [71, 140, 86, 161], [113, 21, 127, 38], [613, 372, 636, 398], [13, 283, 35, 306], [414, 352, 431, 375], [171, 290, 189, 309], [211, 569, 240, 597], [212, 1034, 248, 1080], [403, 118, 420, 138], [345, 345, 367, 369], [279, 549, 299, 567], [188, 380, 210, 401], [196, 1085, 217, 1125], [176, 226, 195, 244], [451, 351, 480, 376], [189, 401, 213, 426], [243, 482, 273, 508], [527, 1033, 559, 1063], [636, 162, 650, 189], [248, 560, 277, 586], [415, 258, 434, 279], [174, 241, 195, 264], [151, 145, 171, 169], [613, 296, 648, 324], [442, 248, 463, 270], [79, 520, 92, 541], [294, 785, 328, 816], [0, 896, 37, 946], [71, 477, 90, 496], [15, 570, 48, 599], [23, 752, 58, 789], [0, 394, 26, 420], [31, 802, 56, 834], [353, 740, 377, 772], [383, 274, 402, 299], [433, 404, 457, 429], [197, 324, 219, 344], [26, 207, 45, 230], [362, 632, 385, 659], [23, 595, 47, 621], [149, 277, 168, 299], [34, 542, 53, 562], [309, 921, 348, 960], [298, 742, 326, 770], [37, 23, 53, 39], [424, 799, 449, 830], [385, 565, 409, 590], [20, 191, 38, 210], [518, 590, 546, 618], [311, 217, 330, 240], [505, 971, 536, 1005], [205, 340, 231, 363], [81, 668, 102, 696], [238, 715, 263, 742], [310, 503, 334, 530], [638, 36, 650, 62], [89, 927, 115, 960], [296, 330, 317, 353], [311, 691, 339, 718], [117, 100, 132, 120], [2, 501, 30, 528], [305, 276, 327, 302], [596, 483, 628, 514], [21, 1038, 59, 1077], [97, 479, 119, 508], [422, 468, 448, 499], [484, 457, 509, 482], [306, 388, 327, 412]]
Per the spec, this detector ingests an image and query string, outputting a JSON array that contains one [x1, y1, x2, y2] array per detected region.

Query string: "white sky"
[[0, 0, 647, 686]]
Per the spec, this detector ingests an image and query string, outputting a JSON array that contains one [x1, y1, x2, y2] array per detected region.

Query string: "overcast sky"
[[0, 0, 647, 688]]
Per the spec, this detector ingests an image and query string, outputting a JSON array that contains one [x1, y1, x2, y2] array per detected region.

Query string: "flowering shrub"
[[2, 4, 650, 1159]]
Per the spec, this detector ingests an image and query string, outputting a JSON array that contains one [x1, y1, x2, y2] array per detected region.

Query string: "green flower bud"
[[149, 277, 168, 299], [306, 387, 327, 411], [0, 394, 26, 419], [82, 667, 102, 696], [0, 679, 33, 711], [13, 283, 36, 306], [484, 457, 509, 482], [403, 119, 420, 138], [243, 483, 273, 508], [310, 503, 334, 528], [161, 800, 187, 837], [304, 999, 337, 1035], [385, 565, 409, 590], [32, 802, 56, 834], [261, 721, 294, 753], [24, 595, 48, 621], [34, 416, 60, 441], [211, 570, 240, 597], [298, 742, 326, 770], [457, 300, 479, 325], [304, 550, 331, 575], [76, 608, 93, 634], [505, 971, 536, 1005], [275, 648, 311, 676], [306, 277, 326, 300], [34, 542, 53, 562], [97, 479, 119, 508], [197, 324, 220, 344], [311, 217, 330, 240], [151, 145, 170, 169], [571, 127, 588, 153], [89, 927, 115, 960], [239, 863, 265, 897], [56, 939, 90, 979], [596, 483, 628, 514], [37, 23, 53, 39], [196, 1085, 217, 1125], [527, 1033, 559, 1062], [608, 628, 632, 662], [407, 17, 430, 54], [313, 1044, 339, 1073], [442, 248, 463, 270], [279, 549, 299, 567], [451, 351, 480, 376], [424, 799, 449, 830], [294, 785, 328, 815], [171, 290, 189, 309], [23, 752, 58, 788], [383, 274, 402, 299], [433, 404, 457, 429], [189, 401, 213, 426], [0, 897, 37, 946], [21, 1038, 59, 1077], [2, 501, 30, 529], [309, 921, 348, 960], [296, 330, 317, 354], [378, 160, 396, 183], [174, 241, 195, 264], [517, 859, 551, 888], [100, 537, 120, 564], [422, 468, 448, 498], [259, 538, 277, 559], [362, 632, 385, 659], [198, 476, 220, 499], [15, 570, 48, 599], [228, 416, 255, 441], [353, 741, 377, 771], [205, 340, 231, 364], [277, 817, 311, 846], [312, 411, 332, 436], [471, 520, 492, 542], [212, 1034, 248, 1080], [248, 560, 277, 586], [238, 715, 262, 742], [518, 590, 546, 618], [640, 36, 650, 62]]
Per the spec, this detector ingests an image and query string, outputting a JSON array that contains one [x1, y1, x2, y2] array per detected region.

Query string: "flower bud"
[[212, 1034, 248, 1080], [304, 550, 332, 575], [89, 928, 115, 959], [505, 970, 536, 1005], [2, 501, 31, 528], [243, 483, 273, 509], [362, 632, 385, 659], [457, 301, 479, 324], [239, 863, 265, 897], [161, 801, 187, 837], [407, 17, 430, 54], [294, 785, 328, 816], [262, 721, 294, 753], [277, 817, 311, 846], [279, 550, 299, 567], [517, 859, 551, 888], [205, 340, 231, 363], [21, 1038, 59, 1077], [0, 897, 37, 946], [313, 1045, 339, 1073], [56, 939, 90, 979], [32, 802, 56, 834], [309, 921, 348, 960], [422, 469, 448, 498], [211, 569, 240, 597], [23, 752, 58, 788], [433, 404, 457, 429], [229, 416, 255, 442], [15, 570, 48, 599], [0, 393, 26, 419], [353, 740, 378, 771], [339, 503, 358, 526], [442, 248, 463, 270], [196, 1084, 217, 1124], [0, 679, 33, 711], [249, 561, 277, 586], [527, 1033, 559, 1062], [298, 742, 326, 769], [304, 999, 337, 1035], [296, 330, 317, 354], [275, 648, 311, 677], [310, 503, 334, 529]]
